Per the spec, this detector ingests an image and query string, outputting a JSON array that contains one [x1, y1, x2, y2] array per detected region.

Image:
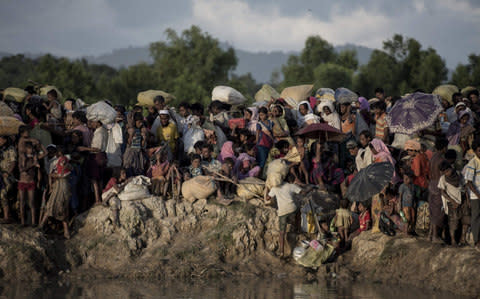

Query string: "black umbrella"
[[346, 162, 394, 202]]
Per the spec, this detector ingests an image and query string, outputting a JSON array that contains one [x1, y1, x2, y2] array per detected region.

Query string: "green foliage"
[[336, 49, 358, 70], [150, 26, 237, 106], [451, 54, 480, 88], [314, 63, 353, 90]]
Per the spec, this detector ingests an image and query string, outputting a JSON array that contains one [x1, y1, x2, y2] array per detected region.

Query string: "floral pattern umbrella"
[[386, 92, 443, 135]]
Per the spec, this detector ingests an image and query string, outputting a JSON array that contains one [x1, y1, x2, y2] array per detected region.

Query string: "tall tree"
[[149, 26, 237, 106], [314, 63, 353, 90], [451, 54, 480, 88], [336, 49, 358, 71]]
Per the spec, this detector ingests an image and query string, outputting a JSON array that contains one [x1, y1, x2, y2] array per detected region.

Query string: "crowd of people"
[[0, 85, 480, 257]]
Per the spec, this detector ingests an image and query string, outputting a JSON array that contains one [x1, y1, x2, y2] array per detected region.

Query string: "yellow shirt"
[[156, 122, 179, 152]]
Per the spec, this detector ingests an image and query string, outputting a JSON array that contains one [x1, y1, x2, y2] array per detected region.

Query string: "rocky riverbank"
[[0, 197, 479, 297]]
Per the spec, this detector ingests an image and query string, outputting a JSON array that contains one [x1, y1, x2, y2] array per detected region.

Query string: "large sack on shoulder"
[[432, 84, 459, 105], [86, 100, 117, 124], [255, 84, 280, 102], [2, 87, 27, 103], [212, 86, 246, 105], [39, 85, 62, 101], [0, 116, 24, 136], [266, 159, 289, 189], [237, 177, 265, 200], [182, 176, 216, 202], [280, 85, 314, 103], [137, 90, 175, 107], [0, 102, 14, 117]]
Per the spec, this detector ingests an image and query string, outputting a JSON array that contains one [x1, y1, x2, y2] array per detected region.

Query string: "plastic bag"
[[2, 87, 27, 103], [254, 84, 280, 102], [137, 90, 175, 106], [86, 101, 117, 124], [212, 86, 247, 105], [183, 126, 205, 154]]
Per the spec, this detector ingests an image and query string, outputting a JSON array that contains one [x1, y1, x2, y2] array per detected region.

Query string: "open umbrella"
[[346, 162, 394, 202], [295, 123, 345, 142], [386, 92, 443, 135], [334, 87, 357, 104]]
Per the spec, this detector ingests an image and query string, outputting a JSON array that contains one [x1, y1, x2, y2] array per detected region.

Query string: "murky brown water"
[[0, 278, 466, 299]]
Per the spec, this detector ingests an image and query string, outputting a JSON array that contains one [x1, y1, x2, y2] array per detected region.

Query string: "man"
[[465, 140, 480, 250], [428, 138, 448, 243], [0, 136, 16, 223], [156, 110, 179, 153], [200, 143, 221, 172], [150, 96, 167, 137], [356, 130, 373, 171], [173, 102, 193, 136], [374, 87, 385, 102]]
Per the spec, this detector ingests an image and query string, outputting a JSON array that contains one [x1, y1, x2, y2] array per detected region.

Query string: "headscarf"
[[246, 107, 258, 134], [318, 101, 341, 130], [296, 101, 319, 127], [370, 138, 396, 166], [218, 141, 236, 163], [404, 139, 421, 151], [358, 97, 370, 111], [447, 110, 472, 145]]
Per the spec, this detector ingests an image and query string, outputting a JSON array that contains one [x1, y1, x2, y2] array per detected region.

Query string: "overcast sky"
[[0, 0, 479, 68]]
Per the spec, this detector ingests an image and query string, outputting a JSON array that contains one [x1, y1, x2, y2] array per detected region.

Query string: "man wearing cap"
[[156, 110, 179, 153]]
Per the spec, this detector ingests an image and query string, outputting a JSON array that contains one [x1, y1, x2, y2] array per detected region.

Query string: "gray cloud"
[[0, 0, 478, 69]]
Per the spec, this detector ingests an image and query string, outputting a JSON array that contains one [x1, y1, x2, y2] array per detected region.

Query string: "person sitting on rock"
[[102, 167, 129, 227]]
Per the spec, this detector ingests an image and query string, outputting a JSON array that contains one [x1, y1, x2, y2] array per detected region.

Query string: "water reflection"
[[0, 278, 464, 299]]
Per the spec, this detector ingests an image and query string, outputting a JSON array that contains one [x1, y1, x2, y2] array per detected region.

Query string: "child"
[[149, 150, 170, 197], [255, 107, 274, 169], [349, 201, 371, 240], [43, 89, 62, 122], [398, 171, 417, 234], [188, 154, 203, 179], [438, 161, 463, 246], [216, 157, 237, 201], [102, 168, 129, 227], [267, 174, 313, 257], [333, 199, 353, 243], [18, 142, 41, 226], [39, 146, 71, 239]]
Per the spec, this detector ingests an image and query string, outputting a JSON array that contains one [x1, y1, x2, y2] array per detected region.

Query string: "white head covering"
[[318, 101, 341, 130], [159, 110, 170, 115]]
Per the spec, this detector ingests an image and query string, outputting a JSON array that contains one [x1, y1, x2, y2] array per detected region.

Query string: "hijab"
[[219, 141, 236, 163], [318, 101, 341, 130], [358, 97, 370, 111], [370, 138, 395, 166], [296, 101, 319, 127]]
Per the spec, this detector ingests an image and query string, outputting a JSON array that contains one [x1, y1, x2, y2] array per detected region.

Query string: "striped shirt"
[[375, 113, 387, 140]]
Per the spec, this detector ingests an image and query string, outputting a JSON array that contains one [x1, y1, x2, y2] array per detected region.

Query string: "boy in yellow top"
[[156, 110, 179, 153]]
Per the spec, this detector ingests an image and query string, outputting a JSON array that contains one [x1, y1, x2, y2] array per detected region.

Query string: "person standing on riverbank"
[[464, 141, 480, 250]]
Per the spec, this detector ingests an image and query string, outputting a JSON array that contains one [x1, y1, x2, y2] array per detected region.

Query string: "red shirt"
[[411, 153, 429, 189], [359, 210, 371, 232], [103, 177, 118, 193]]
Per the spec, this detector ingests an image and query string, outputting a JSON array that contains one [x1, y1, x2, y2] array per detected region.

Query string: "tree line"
[[0, 26, 479, 106]]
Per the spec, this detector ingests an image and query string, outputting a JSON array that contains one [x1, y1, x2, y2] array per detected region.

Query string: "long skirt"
[[45, 177, 70, 222], [123, 147, 147, 176]]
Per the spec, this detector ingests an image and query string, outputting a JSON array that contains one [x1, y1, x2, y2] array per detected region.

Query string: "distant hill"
[[1, 44, 374, 83]]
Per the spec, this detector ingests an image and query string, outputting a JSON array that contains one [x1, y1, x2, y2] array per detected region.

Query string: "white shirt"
[[464, 157, 480, 200], [268, 183, 302, 216], [91, 126, 108, 152], [356, 147, 373, 171], [438, 174, 462, 215]]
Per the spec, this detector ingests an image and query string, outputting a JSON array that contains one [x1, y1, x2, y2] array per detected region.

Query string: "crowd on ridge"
[[0, 85, 480, 258]]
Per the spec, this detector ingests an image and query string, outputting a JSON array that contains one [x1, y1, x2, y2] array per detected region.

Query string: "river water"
[[0, 279, 465, 299]]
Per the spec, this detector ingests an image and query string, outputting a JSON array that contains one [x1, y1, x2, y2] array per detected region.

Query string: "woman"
[[369, 138, 399, 184], [218, 141, 237, 163], [123, 113, 148, 176], [318, 101, 341, 130], [244, 107, 259, 135], [447, 110, 474, 149], [297, 101, 320, 128], [340, 103, 356, 135], [256, 107, 274, 169], [270, 105, 293, 144], [311, 142, 344, 192], [39, 146, 71, 239]]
